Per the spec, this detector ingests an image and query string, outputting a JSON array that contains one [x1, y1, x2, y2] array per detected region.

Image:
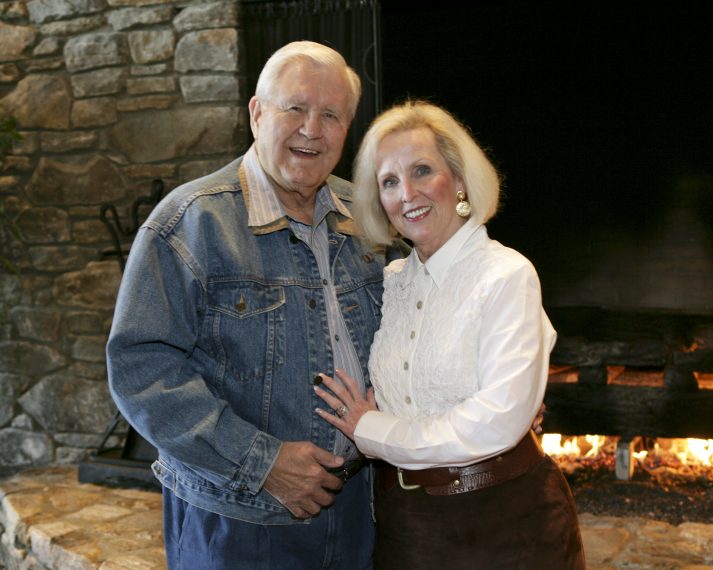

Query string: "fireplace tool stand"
[[77, 180, 164, 490]]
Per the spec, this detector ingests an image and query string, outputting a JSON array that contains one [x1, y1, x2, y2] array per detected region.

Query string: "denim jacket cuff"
[[234, 431, 282, 494]]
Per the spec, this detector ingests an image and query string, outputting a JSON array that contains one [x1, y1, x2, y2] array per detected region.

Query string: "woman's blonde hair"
[[353, 100, 500, 245]]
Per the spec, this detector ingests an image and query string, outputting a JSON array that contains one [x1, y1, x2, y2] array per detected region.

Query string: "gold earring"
[[456, 190, 471, 218]]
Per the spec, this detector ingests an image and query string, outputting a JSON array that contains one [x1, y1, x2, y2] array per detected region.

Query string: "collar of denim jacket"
[[240, 146, 358, 236]]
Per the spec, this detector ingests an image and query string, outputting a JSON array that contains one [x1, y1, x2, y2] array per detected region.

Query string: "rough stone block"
[[173, 1, 238, 32], [27, 0, 104, 24], [179, 74, 239, 103], [107, 5, 173, 31], [71, 68, 125, 97], [174, 29, 237, 72], [18, 372, 114, 432], [0, 22, 37, 62], [52, 261, 122, 310], [64, 33, 128, 73], [128, 29, 175, 64], [0, 75, 71, 130]]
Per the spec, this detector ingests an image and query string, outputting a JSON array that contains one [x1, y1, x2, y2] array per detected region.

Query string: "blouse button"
[[403, 361, 409, 370], [405, 396, 412, 405], [410, 330, 416, 339], [416, 301, 423, 309]]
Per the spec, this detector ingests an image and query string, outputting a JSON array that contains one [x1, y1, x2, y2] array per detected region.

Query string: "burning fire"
[[542, 434, 713, 467], [542, 434, 607, 458]]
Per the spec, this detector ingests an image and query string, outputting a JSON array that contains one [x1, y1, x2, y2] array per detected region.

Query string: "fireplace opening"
[[379, 1, 713, 313], [546, 429, 713, 525], [379, 3, 713, 519]]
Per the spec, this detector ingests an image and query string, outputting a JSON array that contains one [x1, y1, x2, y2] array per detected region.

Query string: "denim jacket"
[[107, 156, 398, 524]]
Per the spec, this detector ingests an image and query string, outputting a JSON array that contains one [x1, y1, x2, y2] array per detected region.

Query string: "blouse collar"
[[404, 217, 483, 288]]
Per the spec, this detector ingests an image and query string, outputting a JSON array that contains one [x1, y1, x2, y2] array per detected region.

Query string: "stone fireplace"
[[0, 0, 247, 479], [0, 0, 380, 481]]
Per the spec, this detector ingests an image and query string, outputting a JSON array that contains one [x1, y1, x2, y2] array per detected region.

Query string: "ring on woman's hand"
[[336, 405, 349, 418]]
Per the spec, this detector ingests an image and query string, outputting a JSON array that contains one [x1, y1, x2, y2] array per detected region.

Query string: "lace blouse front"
[[354, 219, 556, 469]]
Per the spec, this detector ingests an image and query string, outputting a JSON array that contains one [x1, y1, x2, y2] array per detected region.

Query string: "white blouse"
[[354, 219, 556, 469]]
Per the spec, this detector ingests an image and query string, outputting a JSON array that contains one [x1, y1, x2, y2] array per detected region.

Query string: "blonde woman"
[[316, 101, 585, 569]]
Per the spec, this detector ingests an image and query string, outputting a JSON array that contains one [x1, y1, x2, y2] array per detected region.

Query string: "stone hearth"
[[3, 467, 713, 569]]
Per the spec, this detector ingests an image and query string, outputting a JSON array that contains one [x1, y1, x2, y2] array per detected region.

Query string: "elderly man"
[[107, 41, 399, 569]]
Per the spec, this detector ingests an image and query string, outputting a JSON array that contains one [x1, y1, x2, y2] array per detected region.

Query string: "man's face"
[[249, 61, 352, 200]]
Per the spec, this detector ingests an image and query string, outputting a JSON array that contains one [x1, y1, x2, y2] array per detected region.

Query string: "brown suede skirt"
[[374, 455, 586, 570]]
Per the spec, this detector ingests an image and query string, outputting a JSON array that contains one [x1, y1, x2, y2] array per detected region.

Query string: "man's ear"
[[248, 96, 261, 138]]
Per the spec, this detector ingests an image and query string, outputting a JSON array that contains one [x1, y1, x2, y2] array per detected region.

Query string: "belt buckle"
[[397, 467, 421, 490]]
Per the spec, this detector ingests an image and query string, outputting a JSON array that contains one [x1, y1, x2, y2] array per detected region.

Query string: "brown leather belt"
[[378, 431, 545, 496]]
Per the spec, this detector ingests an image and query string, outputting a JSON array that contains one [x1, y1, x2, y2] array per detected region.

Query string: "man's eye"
[[323, 112, 338, 120]]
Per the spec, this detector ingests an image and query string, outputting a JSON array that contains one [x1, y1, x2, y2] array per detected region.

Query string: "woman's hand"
[[314, 369, 378, 440]]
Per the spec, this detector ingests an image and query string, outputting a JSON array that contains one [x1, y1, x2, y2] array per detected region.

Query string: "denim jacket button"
[[308, 299, 316, 309], [289, 235, 299, 244]]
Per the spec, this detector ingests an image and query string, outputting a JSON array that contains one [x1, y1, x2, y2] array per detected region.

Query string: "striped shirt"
[[243, 146, 364, 459]]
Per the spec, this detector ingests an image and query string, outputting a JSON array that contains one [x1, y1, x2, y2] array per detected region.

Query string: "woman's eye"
[[380, 177, 397, 189], [415, 165, 431, 176]]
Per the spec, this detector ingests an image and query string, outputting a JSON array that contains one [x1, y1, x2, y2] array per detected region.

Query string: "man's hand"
[[532, 402, 546, 434], [263, 441, 344, 519]]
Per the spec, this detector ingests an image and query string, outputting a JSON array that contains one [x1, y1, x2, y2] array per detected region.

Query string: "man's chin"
[[283, 172, 330, 194]]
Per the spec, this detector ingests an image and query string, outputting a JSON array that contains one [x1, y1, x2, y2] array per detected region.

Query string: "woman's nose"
[[401, 179, 416, 202]]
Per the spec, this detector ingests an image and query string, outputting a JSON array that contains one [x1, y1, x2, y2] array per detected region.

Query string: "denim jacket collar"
[[239, 145, 358, 237]]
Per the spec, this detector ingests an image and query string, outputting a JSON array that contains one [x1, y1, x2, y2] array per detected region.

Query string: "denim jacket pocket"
[[206, 281, 286, 405], [209, 280, 286, 320]]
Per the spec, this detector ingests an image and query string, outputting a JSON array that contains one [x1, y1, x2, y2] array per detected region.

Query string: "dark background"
[[379, 2, 713, 304]]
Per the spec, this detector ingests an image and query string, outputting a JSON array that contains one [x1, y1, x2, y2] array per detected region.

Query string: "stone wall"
[[0, 0, 248, 477]]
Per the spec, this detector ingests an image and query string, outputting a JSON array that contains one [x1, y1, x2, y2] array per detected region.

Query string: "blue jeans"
[[163, 469, 374, 569]]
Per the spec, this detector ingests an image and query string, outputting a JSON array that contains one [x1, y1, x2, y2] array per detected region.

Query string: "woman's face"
[[376, 127, 466, 262]]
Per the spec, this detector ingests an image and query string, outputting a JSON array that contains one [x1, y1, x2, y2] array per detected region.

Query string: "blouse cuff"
[[354, 410, 401, 458]]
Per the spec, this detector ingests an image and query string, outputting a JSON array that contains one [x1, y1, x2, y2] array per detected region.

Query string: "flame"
[[542, 433, 606, 457], [669, 438, 713, 466], [543, 434, 713, 467]]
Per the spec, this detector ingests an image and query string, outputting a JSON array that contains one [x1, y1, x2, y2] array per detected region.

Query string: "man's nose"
[[300, 112, 322, 139]]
